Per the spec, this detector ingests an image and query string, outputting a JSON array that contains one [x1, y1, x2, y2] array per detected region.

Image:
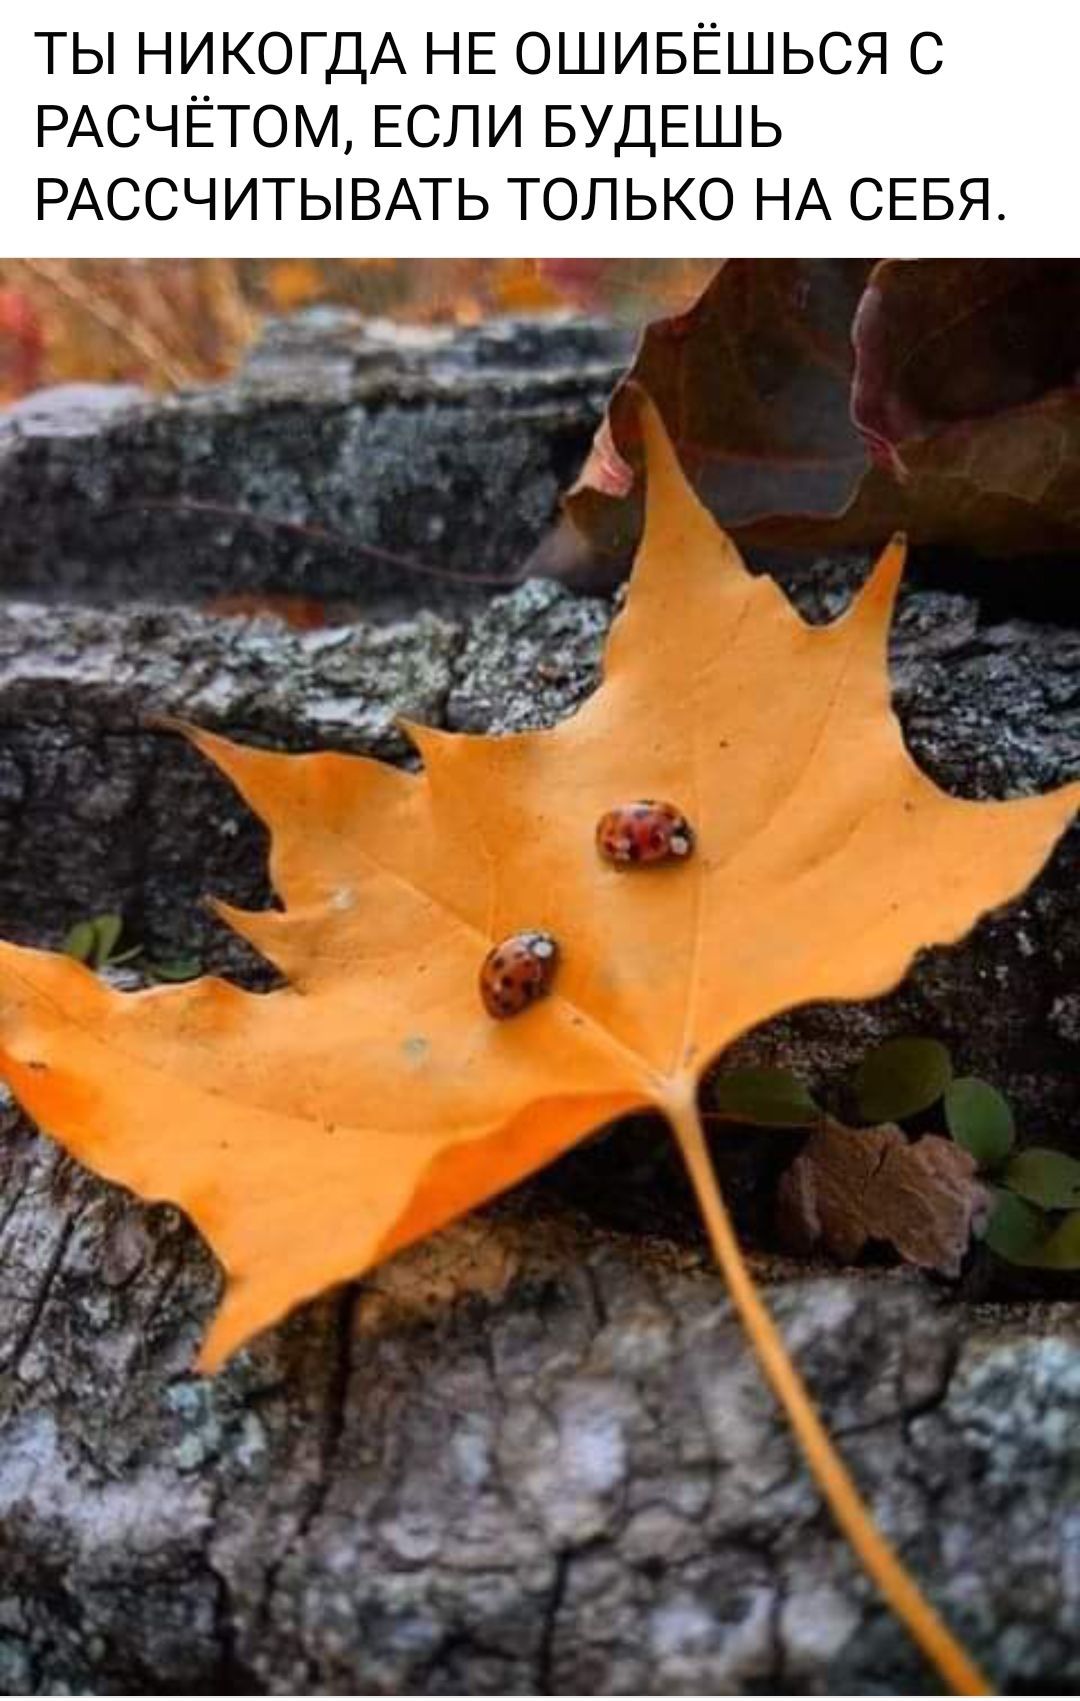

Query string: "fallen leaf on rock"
[[560, 258, 1080, 572], [777, 1120, 986, 1277], [4, 397, 1073, 1366], [552, 258, 870, 574], [851, 260, 1080, 471], [3, 390, 1075, 1694], [204, 592, 329, 630]]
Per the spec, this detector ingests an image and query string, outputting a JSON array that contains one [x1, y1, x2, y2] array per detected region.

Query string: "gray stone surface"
[[3, 1093, 1080, 1695], [0, 312, 631, 617], [0, 598, 461, 974]]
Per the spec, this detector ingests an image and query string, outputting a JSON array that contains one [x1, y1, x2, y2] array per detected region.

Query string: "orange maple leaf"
[[2, 394, 1076, 1692]]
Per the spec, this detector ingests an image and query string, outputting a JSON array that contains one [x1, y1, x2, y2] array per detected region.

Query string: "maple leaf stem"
[[666, 1091, 990, 1697]]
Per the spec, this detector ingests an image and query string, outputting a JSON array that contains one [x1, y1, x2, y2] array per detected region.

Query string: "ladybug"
[[479, 930, 559, 1020], [595, 800, 695, 867]]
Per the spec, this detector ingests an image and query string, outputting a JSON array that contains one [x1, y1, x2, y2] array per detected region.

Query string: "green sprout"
[[710, 1033, 1080, 1271]]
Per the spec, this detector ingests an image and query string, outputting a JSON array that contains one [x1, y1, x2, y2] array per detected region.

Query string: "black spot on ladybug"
[[480, 930, 560, 1020]]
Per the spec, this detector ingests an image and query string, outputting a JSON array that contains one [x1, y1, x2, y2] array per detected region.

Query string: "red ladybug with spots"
[[479, 930, 559, 1019], [595, 800, 694, 867]]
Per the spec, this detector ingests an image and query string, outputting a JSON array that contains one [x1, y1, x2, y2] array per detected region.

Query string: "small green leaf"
[[982, 1190, 1049, 1264], [853, 1037, 953, 1124], [944, 1077, 1015, 1168], [711, 1067, 819, 1128], [90, 913, 124, 968], [146, 955, 203, 984], [1029, 1210, 1080, 1270], [62, 920, 97, 964], [1003, 1147, 1080, 1210]]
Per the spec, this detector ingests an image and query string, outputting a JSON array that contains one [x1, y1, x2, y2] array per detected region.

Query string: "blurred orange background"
[[0, 258, 716, 399]]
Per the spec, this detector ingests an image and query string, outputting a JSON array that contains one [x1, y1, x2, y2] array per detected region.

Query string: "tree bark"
[[4, 1097, 1080, 1693]]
